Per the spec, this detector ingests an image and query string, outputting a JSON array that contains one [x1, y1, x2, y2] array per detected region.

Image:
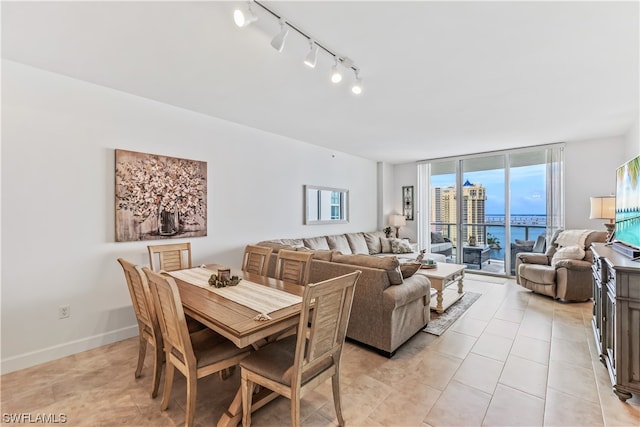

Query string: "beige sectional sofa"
[[256, 231, 439, 357]]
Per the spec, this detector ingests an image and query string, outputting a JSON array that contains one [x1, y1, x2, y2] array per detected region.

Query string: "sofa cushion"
[[400, 262, 421, 278], [551, 245, 585, 266], [296, 247, 335, 261], [303, 236, 330, 250], [364, 232, 383, 254], [280, 238, 304, 247], [519, 263, 557, 285], [327, 234, 352, 254], [255, 241, 297, 253], [380, 237, 393, 253], [332, 253, 403, 285], [346, 233, 370, 254]]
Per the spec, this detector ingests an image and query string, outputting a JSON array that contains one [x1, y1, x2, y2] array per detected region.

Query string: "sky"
[[431, 164, 547, 215]]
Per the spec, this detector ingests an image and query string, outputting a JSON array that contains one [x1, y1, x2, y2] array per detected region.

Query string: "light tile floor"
[[2, 274, 639, 426]]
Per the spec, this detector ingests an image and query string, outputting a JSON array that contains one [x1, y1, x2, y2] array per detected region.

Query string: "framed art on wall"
[[115, 149, 207, 242], [403, 185, 414, 221]]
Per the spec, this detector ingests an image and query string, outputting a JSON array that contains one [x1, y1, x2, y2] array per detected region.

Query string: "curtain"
[[416, 163, 429, 250], [546, 145, 565, 238]]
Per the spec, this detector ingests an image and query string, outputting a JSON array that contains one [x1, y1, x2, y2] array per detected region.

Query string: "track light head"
[[235, 1, 364, 95], [303, 40, 318, 68], [270, 20, 289, 52], [351, 76, 363, 95], [233, 3, 257, 28], [330, 58, 342, 83]]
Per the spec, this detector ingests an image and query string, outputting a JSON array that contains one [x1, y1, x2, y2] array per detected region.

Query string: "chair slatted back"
[[143, 268, 195, 367], [274, 249, 313, 285], [118, 258, 164, 397], [148, 243, 192, 272], [118, 258, 155, 332], [293, 271, 360, 385], [242, 245, 273, 276]]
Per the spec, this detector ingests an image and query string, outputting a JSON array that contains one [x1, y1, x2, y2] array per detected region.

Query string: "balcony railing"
[[431, 222, 547, 274]]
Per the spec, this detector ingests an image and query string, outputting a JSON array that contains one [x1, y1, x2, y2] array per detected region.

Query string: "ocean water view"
[[483, 214, 546, 259]]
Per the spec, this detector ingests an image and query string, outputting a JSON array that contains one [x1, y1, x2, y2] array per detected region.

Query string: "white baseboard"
[[1, 325, 139, 375]]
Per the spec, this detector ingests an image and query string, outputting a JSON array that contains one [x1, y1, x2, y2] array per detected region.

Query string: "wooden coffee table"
[[417, 263, 466, 313]]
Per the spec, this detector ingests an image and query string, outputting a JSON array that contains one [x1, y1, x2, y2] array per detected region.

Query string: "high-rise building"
[[432, 180, 486, 245]]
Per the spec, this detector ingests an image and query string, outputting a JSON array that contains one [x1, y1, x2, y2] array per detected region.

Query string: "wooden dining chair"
[[241, 245, 273, 276], [147, 242, 192, 272], [143, 268, 251, 427], [240, 271, 361, 427], [117, 258, 163, 398], [274, 249, 313, 286]]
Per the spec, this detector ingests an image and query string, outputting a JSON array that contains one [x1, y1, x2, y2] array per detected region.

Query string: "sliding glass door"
[[461, 155, 506, 272], [420, 145, 563, 276]]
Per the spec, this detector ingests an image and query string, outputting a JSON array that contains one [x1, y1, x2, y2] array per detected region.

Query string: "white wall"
[[0, 60, 378, 373], [624, 117, 639, 158], [565, 137, 627, 229]]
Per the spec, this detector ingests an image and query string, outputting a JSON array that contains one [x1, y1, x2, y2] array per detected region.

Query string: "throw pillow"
[[400, 262, 421, 278], [380, 237, 393, 253], [551, 245, 586, 266], [391, 238, 413, 254]]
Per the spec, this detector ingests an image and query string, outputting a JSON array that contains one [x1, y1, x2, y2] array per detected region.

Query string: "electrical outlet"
[[58, 305, 70, 319]]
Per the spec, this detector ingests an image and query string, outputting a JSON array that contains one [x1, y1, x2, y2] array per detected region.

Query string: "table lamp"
[[389, 214, 406, 238], [589, 195, 615, 240]]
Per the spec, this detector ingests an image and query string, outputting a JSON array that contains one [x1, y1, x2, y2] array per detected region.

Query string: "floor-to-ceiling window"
[[418, 144, 564, 276]]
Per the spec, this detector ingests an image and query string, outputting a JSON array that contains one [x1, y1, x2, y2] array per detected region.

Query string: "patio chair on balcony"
[[510, 233, 547, 275]]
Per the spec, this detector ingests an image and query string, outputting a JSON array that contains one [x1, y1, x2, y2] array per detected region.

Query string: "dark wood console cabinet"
[[591, 243, 640, 401]]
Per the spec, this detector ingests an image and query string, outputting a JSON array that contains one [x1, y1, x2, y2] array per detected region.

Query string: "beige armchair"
[[516, 230, 607, 301]]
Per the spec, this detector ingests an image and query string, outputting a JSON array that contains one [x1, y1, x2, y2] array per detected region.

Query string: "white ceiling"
[[2, 1, 638, 164]]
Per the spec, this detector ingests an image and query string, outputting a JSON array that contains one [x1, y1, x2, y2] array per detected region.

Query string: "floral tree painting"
[[115, 149, 207, 242]]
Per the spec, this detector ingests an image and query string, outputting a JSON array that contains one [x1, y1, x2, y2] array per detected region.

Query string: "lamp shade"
[[589, 196, 615, 220], [389, 214, 407, 227]]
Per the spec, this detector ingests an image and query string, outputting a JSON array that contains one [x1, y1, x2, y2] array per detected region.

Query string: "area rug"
[[423, 291, 482, 336]]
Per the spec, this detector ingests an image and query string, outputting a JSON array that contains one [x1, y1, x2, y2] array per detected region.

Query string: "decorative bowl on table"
[[208, 274, 242, 288], [419, 259, 438, 269]]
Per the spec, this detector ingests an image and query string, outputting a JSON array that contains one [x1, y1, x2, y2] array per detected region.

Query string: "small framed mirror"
[[304, 185, 349, 225]]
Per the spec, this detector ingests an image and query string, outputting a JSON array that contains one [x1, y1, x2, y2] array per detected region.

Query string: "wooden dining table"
[[169, 264, 305, 427]]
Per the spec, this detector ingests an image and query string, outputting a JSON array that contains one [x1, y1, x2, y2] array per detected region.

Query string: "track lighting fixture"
[[303, 40, 318, 68], [234, 1, 363, 95], [270, 20, 289, 52], [233, 2, 258, 28], [330, 58, 342, 83], [351, 72, 363, 95]]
